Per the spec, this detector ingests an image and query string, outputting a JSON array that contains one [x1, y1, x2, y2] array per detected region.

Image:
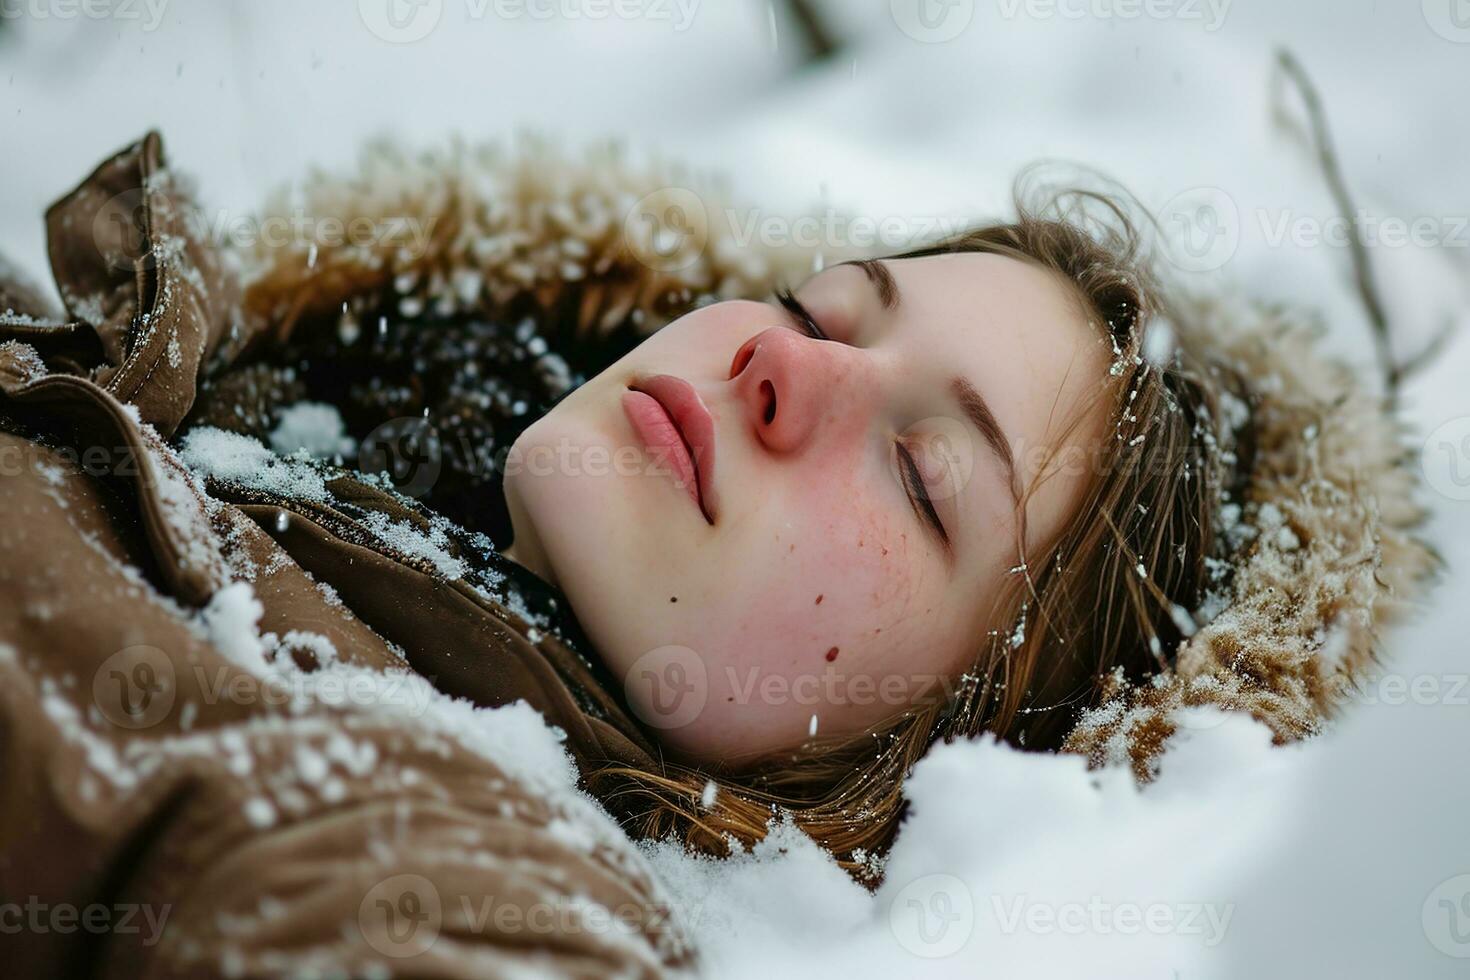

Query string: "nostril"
[[759, 380, 776, 424], [729, 337, 757, 379]]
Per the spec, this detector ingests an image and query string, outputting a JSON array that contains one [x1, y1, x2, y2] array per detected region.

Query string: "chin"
[[507, 422, 650, 586], [657, 720, 795, 772]]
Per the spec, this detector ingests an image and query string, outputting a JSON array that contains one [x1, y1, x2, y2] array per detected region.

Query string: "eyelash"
[[775, 288, 831, 342], [897, 442, 950, 547], [776, 287, 950, 550]]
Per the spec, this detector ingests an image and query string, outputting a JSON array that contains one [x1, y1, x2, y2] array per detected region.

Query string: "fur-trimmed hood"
[[1064, 300, 1439, 774], [234, 134, 1440, 775]]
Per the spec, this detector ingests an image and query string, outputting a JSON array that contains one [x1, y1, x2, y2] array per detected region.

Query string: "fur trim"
[[239, 136, 817, 346], [236, 139, 1439, 776], [1062, 302, 1439, 778]]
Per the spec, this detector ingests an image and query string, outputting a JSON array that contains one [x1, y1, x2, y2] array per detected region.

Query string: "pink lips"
[[622, 374, 719, 524]]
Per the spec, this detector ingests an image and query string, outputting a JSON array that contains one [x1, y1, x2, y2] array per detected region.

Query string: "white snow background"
[[2, 2, 1467, 977]]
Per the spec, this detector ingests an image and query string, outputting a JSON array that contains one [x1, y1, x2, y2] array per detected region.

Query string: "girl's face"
[[503, 253, 1110, 767]]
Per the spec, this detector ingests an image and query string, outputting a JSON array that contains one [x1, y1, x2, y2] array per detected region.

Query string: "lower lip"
[[621, 389, 704, 514]]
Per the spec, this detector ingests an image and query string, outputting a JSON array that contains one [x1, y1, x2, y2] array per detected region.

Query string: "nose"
[[727, 325, 868, 454]]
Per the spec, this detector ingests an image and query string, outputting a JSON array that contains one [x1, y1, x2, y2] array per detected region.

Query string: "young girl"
[[0, 133, 1431, 975], [227, 142, 1432, 885], [502, 205, 1232, 873]]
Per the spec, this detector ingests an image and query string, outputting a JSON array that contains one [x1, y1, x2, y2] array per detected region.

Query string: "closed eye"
[[896, 441, 950, 549], [775, 287, 831, 342], [779, 286, 946, 550]]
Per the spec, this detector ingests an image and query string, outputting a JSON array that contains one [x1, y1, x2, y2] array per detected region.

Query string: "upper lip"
[[627, 374, 719, 523]]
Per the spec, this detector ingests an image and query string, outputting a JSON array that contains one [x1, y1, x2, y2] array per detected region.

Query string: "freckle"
[[815, 594, 824, 605], [858, 538, 865, 548], [874, 627, 882, 634], [789, 543, 795, 552], [825, 646, 839, 662], [881, 547, 888, 556], [670, 596, 678, 603], [727, 696, 734, 702]]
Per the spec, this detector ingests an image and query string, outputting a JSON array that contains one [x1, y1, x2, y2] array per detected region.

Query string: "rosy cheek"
[[754, 488, 929, 676]]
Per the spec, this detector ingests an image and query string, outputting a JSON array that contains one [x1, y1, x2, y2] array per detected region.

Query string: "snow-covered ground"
[[3, 2, 1467, 976]]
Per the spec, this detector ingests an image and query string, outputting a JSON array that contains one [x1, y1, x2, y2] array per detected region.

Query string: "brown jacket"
[[1, 135, 689, 977]]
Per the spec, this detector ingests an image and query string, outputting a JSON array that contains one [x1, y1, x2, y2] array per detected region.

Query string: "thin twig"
[[781, 0, 841, 63], [1273, 49, 1403, 403], [1395, 317, 1459, 380]]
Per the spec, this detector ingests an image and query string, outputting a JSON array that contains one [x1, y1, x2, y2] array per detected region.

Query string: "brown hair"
[[587, 182, 1242, 886]]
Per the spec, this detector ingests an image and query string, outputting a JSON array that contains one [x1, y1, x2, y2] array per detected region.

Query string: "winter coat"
[[0, 133, 689, 978]]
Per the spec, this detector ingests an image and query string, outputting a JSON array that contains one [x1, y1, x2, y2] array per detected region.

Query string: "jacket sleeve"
[[0, 427, 689, 978], [0, 130, 691, 979]]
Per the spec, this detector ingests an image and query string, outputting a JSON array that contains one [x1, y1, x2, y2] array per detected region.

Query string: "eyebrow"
[[952, 376, 1018, 500], [847, 258, 899, 309], [840, 259, 1018, 496]]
